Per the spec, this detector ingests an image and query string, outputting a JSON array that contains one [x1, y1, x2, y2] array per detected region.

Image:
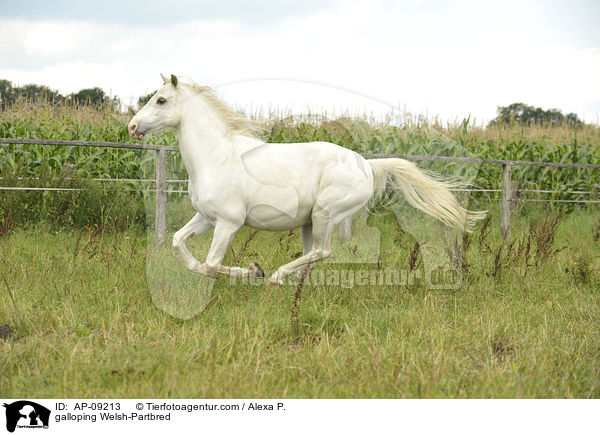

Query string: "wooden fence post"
[[155, 148, 167, 246], [501, 163, 511, 238]]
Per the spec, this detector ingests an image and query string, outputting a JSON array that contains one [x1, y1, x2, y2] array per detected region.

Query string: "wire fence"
[[2, 138, 599, 241], [3, 179, 598, 199]]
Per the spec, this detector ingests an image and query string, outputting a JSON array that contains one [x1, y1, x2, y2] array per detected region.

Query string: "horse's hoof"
[[249, 262, 265, 278], [267, 271, 285, 287]]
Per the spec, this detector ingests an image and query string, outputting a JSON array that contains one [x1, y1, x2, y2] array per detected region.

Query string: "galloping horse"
[[128, 75, 484, 285]]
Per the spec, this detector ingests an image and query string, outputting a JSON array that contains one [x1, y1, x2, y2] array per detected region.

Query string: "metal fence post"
[[155, 148, 167, 246], [501, 163, 511, 238]]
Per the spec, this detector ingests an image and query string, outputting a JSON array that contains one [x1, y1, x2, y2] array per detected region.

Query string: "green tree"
[[490, 102, 582, 127], [0, 79, 15, 106], [1, 79, 64, 106], [137, 90, 157, 110], [69, 87, 107, 106], [20, 84, 63, 103]]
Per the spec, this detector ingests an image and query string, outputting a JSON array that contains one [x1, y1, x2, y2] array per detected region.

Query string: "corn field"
[[1, 100, 599, 200]]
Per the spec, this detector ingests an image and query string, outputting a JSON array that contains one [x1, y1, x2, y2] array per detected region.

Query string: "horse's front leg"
[[201, 220, 264, 279], [172, 212, 213, 271]]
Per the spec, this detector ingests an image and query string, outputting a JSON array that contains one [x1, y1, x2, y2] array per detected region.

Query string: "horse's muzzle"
[[128, 118, 145, 140]]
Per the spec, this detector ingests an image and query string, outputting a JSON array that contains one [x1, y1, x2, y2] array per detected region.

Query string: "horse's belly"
[[244, 203, 312, 231]]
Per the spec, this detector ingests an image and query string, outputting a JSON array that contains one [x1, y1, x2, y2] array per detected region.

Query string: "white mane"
[[186, 84, 263, 139]]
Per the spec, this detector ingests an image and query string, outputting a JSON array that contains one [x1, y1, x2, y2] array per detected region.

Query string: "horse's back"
[[240, 140, 371, 191]]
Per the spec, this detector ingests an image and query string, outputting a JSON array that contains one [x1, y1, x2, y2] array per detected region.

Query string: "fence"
[[361, 153, 600, 237], [1, 138, 175, 245], [1, 138, 599, 243]]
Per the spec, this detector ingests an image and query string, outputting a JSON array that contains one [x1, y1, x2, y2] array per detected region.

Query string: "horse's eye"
[[157, 97, 166, 105]]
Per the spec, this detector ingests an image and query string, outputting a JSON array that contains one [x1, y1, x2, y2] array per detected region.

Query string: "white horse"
[[129, 74, 484, 285]]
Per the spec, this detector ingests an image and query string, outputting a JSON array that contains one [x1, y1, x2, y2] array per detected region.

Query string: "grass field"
[[1, 98, 599, 398], [1, 203, 598, 398]]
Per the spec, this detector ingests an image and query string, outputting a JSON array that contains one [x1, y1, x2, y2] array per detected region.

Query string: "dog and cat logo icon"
[[3, 401, 50, 432]]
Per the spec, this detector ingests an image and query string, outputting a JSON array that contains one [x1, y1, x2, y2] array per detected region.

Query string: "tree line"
[[488, 102, 583, 127], [0, 79, 119, 108], [1, 78, 585, 127]]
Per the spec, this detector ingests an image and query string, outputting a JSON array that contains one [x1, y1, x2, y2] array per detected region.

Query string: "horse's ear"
[[171, 74, 178, 87], [160, 73, 168, 84]]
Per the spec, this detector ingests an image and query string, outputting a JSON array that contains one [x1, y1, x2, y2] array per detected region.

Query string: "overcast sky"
[[1, 0, 599, 124]]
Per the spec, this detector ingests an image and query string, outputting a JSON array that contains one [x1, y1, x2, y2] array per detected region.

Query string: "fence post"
[[501, 163, 511, 238], [155, 148, 167, 246]]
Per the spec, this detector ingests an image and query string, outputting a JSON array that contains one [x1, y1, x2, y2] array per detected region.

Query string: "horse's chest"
[[189, 193, 221, 220], [188, 181, 244, 223]]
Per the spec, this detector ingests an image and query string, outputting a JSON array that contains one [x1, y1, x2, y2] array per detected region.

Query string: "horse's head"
[[128, 74, 182, 140]]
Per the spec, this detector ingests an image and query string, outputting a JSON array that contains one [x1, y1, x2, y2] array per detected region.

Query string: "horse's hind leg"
[[295, 223, 316, 279], [172, 213, 213, 271], [269, 208, 334, 285], [302, 223, 313, 253], [338, 216, 352, 241]]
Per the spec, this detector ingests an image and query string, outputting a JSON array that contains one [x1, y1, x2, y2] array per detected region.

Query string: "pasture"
[[1, 203, 599, 398], [1, 99, 599, 398]]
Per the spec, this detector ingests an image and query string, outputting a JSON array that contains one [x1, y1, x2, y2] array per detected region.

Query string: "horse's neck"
[[177, 101, 231, 179], [176, 95, 262, 182]]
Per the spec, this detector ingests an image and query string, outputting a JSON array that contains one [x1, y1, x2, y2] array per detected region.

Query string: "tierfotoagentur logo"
[[3, 401, 50, 433]]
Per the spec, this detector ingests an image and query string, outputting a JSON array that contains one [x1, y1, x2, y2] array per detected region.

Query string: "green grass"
[[1, 97, 598, 399], [1, 205, 598, 398]]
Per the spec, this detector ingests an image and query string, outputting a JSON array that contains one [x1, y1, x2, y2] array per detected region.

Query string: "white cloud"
[[22, 21, 96, 58]]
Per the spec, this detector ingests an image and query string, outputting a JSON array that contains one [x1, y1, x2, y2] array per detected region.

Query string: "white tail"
[[368, 158, 486, 232]]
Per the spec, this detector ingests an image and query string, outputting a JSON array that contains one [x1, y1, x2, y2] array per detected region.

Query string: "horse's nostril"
[[129, 120, 139, 134]]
